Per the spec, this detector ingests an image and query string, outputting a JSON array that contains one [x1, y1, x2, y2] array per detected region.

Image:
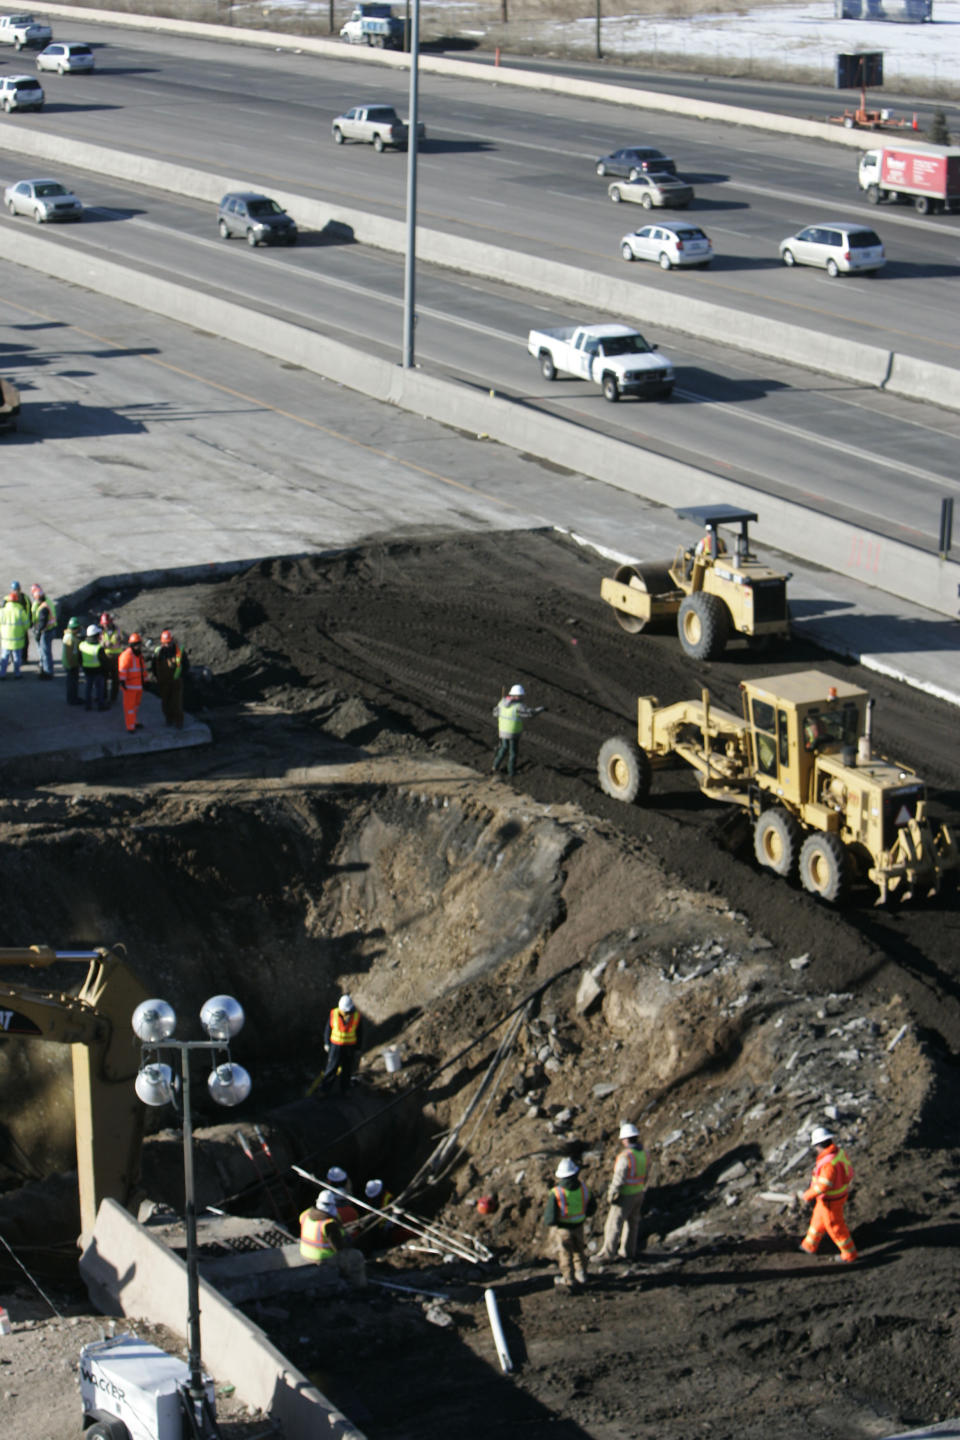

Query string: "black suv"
[[217, 193, 298, 247]]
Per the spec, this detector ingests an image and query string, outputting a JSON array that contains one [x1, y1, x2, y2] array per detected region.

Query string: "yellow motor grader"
[[597, 670, 957, 904], [600, 504, 791, 660]]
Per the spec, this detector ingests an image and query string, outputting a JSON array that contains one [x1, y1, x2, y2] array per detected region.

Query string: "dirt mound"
[[2, 530, 958, 1439]]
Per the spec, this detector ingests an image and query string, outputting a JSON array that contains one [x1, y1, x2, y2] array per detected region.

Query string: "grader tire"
[[678, 592, 729, 661], [798, 832, 850, 903], [598, 737, 651, 804], [754, 809, 801, 877]]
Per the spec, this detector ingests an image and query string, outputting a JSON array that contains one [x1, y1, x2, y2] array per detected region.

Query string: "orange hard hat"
[[99, 612, 112, 628], [476, 1194, 499, 1216], [128, 632, 142, 645], [30, 583, 43, 598], [160, 629, 173, 645]]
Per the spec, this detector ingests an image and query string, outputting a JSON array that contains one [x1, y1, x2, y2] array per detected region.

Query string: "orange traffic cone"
[[0, 1306, 11, 1335], [913, 112, 919, 129]]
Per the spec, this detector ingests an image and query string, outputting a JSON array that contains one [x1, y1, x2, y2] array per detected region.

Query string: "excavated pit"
[[1, 531, 959, 1440]]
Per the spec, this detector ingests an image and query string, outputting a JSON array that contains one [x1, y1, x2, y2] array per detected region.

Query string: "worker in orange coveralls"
[[118, 632, 147, 732], [798, 1126, 858, 1263]]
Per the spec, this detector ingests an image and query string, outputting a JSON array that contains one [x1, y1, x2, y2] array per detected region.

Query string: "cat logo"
[[894, 805, 913, 827]]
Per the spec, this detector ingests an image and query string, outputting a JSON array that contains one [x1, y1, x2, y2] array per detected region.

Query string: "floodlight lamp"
[[132, 998, 177, 1044], [207, 1062, 251, 1107], [135, 1062, 174, 1107], [200, 994, 244, 1041]]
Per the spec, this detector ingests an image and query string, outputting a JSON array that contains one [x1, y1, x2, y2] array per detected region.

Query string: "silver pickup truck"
[[0, 13, 52, 47], [332, 104, 425, 152]]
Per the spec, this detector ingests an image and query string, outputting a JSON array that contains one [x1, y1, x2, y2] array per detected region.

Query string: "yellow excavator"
[[0, 945, 149, 1242]]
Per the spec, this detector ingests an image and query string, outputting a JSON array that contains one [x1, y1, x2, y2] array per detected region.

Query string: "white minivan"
[[780, 222, 885, 276]]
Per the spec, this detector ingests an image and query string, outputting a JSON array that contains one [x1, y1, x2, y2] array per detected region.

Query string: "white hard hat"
[[326, 1166, 347, 1185], [86, 624, 101, 638], [508, 684, 525, 697], [338, 994, 355, 1013], [316, 1190, 338, 1213], [811, 1127, 834, 1147], [555, 1158, 579, 1179], [619, 1122, 639, 1140], [365, 1179, 384, 1199]]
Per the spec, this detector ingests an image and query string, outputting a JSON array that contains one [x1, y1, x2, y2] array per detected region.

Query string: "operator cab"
[[676, 504, 757, 569]]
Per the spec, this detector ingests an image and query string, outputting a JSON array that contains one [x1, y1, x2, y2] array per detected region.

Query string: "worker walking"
[[61, 617, 83, 706], [798, 1127, 858, 1264], [0, 586, 31, 678], [492, 684, 544, 778], [299, 1190, 366, 1288], [544, 1157, 595, 1290], [99, 614, 124, 708], [29, 584, 58, 680], [79, 625, 108, 711], [319, 994, 363, 1094], [152, 628, 190, 728], [597, 1122, 649, 1262], [118, 633, 147, 732]]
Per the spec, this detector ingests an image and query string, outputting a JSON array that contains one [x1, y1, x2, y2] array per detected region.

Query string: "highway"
[[2, 25, 960, 550]]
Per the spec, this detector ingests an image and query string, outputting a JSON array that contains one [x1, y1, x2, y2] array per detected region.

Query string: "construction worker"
[[152, 628, 190, 729], [798, 1126, 858, 1264], [79, 625, 108, 711], [597, 1122, 648, 1262], [319, 994, 363, 1094], [492, 683, 545, 778], [0, 587, 31, 678], [325, 1166, 358, 1226], [29, 584, 57, 680], [544, 1157, 595, 1290], [299, 1190, 366, 1288], [61, 617, 83, 706], [8, 581, 30, 662], [118, 633, 147, 732], [99, 614, 124, 708]]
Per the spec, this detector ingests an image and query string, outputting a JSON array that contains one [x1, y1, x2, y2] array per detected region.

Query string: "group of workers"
[[544, 1123, 856, 1291], [0, 582, 190, 731], [298, 1164, 399, 1288]]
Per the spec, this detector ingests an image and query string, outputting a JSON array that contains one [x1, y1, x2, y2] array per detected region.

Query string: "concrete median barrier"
[[1, 223, 954, 616]]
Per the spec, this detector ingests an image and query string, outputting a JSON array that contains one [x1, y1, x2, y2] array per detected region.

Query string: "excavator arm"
[[0, 946, 150, 1243]]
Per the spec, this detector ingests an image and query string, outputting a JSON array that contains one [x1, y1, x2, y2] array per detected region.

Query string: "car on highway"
[[620, 222, 713, 269], [36, 41, 94, 73], [0, 73, 44, 110], [217, 193, 298, 247], [4, 177, 83, 222], [0, 12, 51, 48], [608, 173, 694, 209], [779, 222, 885, 276], [595, 147, 677, 180]]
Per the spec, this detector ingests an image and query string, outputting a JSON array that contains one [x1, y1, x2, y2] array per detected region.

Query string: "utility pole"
[[402, 0, 420, 367]]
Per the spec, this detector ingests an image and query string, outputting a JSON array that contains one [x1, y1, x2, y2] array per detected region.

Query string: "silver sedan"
[[4, 177, 83, 222]]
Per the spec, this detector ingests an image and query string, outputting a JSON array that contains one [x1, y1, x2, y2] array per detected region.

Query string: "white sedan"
[[4, 177, 83, 223], [620, 222, 713, 270]]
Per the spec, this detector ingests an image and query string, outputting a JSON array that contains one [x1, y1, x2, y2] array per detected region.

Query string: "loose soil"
[[1, 530, 958, 1440]]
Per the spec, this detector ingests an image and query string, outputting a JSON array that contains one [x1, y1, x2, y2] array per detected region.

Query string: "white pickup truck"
[[332, 104, 425, 152], [528, 322, 675, 402], [0, 12, 52, 47]]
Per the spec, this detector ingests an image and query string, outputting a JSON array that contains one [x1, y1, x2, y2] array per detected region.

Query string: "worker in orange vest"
[[319, 994, 363, 1095], [152, 628, 190, 729], [118, 632, 147, 733], [798, 1127, 858, 1264]]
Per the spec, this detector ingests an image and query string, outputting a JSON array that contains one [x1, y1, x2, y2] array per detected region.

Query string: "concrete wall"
[[2, 224, 955, 615], [80, 1199, 366, 1440]]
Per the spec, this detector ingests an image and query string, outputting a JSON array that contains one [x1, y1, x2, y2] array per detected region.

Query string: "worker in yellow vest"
[[299, 1190, 366, 1287], [29, 584, 57, 680], [152, 628, 190, 729], [544, 1157, 596, 1290], [319, 994, 363, 1094], [61, 617, 83, 707], [597, 1122, 649, 1262], [492, 683, 545, 778], [0, 587, 31, 678], [79, 625, 108, 711], [99, 613, 124, 708]]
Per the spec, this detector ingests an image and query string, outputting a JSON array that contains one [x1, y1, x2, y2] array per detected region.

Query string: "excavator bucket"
[[600, 563, 680, 633]]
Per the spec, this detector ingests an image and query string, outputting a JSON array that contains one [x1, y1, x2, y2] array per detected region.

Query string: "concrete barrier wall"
[[7, 122, 960, 411], [79, 1199, 366, 1440], [27, 1, 879, 150], [2, 223, 955, 615]]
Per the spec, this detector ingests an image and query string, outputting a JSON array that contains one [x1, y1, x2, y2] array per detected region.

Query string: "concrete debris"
[[592, 1082, 618, 1098], [888, 1023, 909, 1052], [789, 953, 811, 970], [661, 1129, 683, 1149], [576, 970, 604, 1015], [717, 1161, 747, 1184], [424, 1304, 454, 1329]]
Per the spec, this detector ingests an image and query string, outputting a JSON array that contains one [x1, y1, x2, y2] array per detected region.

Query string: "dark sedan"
[[595, 147, 677, 180]]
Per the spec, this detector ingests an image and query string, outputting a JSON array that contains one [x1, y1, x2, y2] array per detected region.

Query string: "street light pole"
[[401, 0, 420, 368]]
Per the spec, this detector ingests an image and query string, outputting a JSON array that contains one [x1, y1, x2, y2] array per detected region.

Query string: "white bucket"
[[383, 1048, 402, 1074]]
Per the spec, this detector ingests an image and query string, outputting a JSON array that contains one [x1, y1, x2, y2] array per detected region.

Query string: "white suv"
[[36, 41, 94, 73], [0, 74, 44, 110], [620, 222, 713, 270], [780, 222, 885, 277]]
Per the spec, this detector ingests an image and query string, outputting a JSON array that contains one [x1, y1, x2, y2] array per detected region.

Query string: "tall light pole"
[[402, 0, 421, 368], [133, 995, 251, 1439]]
